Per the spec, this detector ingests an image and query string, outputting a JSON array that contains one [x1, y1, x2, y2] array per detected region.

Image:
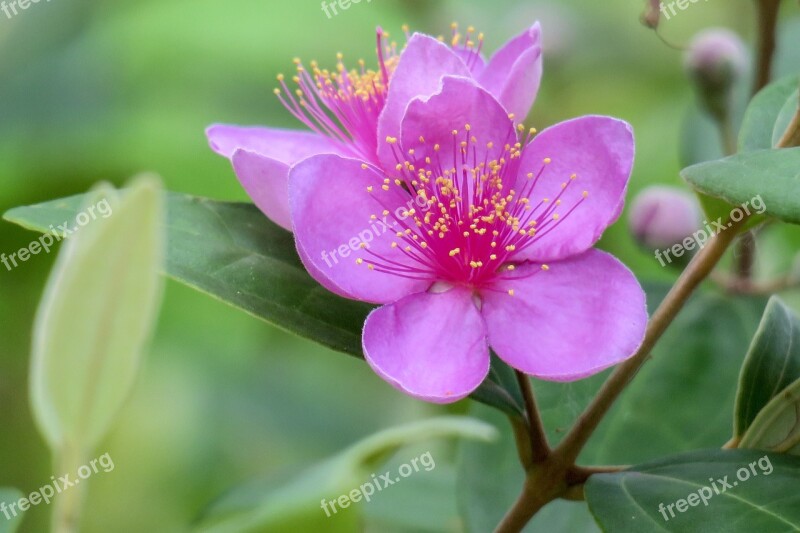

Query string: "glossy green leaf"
[[735, 297, 800, 438], [772, 89, 799, 148], [194, 417, 496, 533], [739, 75, 799, 152], [5, 193, 523, 413], [739, 378, 800, 455], [586, 450, 800, 532], [29, 177, 164, 454], [0, 488, 26, 533], [682, 147, 800, 225]]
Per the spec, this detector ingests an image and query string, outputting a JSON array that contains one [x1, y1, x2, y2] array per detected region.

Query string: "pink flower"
[[289, 77, 648, 403], [206, 24, 543, 230]]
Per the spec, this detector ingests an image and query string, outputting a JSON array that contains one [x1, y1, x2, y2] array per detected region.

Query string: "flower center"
[[356, 123, 589, 289]]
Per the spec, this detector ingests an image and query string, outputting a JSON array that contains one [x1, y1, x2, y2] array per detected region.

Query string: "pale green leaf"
[[739, 378, 800, 455], [29, 176, 165, 453]]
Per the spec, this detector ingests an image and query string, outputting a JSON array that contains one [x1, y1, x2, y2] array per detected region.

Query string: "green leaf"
[[739, 378, 800, 455], [682, 147, 800, 225], [586, 449, 800, 532], [739, 75, 799, 152], [194, 417, 496, 532], [735, 297, 800, 438], [5, 193, 524, 413], [29, 176, 164, 454], [0, 488, 26, 533], [772, 89, 799, 148]]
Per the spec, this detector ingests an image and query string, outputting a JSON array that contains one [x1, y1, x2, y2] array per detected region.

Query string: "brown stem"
[[554, 214, 749, 465], [516, 371, 550, 463], [494, 463, 567, 533], [752, 0, 781, 96], [510, 416, 534, 470]]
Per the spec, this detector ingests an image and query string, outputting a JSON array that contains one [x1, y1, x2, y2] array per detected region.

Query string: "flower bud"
[[629, 186, 702, 251], [684, 29, 748, 121]]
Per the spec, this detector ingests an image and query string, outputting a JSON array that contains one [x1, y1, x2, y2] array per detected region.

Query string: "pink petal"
[[512, 116, 635, 263], [400, 76, 516, 165], [289, 154, 431, 304], [206, 125, 348, 162], [363, 288, 490, 403], [377, 34, 471, 168], [481, 250, 647, 381], [232, 149, 292, 230], [478, 23, 543, 122]]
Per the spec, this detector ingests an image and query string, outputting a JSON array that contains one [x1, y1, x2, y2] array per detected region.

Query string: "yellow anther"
[[543, 157, 552, 164], [541, 264, 550, 271], [508, 289, 515, 296], [366, 186, 374, 192]]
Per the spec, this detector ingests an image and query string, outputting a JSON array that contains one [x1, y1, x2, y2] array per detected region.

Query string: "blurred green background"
[[1, 0, 799, 531]]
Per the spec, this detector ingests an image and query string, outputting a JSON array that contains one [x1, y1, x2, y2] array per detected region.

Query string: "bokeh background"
[[1, 0, 799, 531]]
